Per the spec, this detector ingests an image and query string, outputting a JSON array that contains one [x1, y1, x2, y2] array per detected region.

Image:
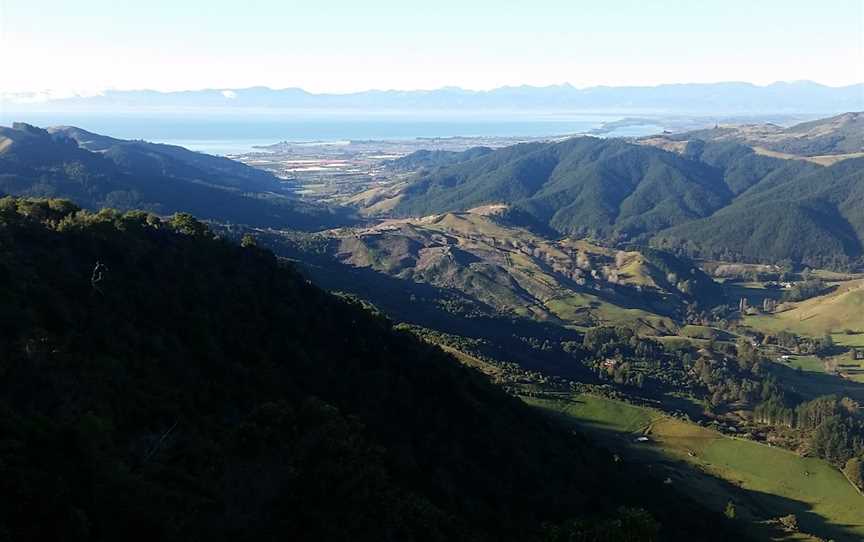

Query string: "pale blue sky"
[[1, 0, 862, 94]]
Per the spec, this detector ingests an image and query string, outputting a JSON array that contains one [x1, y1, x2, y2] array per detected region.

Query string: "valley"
[[6, 3, 864, 540], [2, 109, 863, 541], [242, 111, 864, 540], [231, 135, 562, 205]]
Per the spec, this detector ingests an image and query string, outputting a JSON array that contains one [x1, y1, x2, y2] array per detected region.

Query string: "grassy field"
[[724, 281, 785, 308], [834, 332, 864, 348], [679, 324, 735, 341], [546, 294, 675, 334], [526, 393, 864, 542], [746, 279, 864, 338], [744, 279, 864, 383], [828, 350, 864, 383], [781, 355, 825, 373]]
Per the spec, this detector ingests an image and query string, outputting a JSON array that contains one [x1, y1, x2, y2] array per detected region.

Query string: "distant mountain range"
[[5, 81, 863, 114], [0, 123, 352, 230], [372, 113, 864, 269]]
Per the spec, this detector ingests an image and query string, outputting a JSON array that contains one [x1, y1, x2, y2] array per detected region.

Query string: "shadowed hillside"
[[0, 123, 352, 230], [0, 197, 746, 541]]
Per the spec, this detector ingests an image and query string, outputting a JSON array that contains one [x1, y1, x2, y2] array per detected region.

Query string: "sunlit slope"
[[746, 278, 864, 337], [528, 393, 864, 542], [328, 207, 721, 332]]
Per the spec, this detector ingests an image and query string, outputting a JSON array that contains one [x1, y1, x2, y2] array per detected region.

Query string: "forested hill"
[[387, 128, 864, 269], [0, 197, 742, 541], [49, 125, 284, 193], [654, 155, 864, 268], [391, 137, 734, 238], [386, 146, 494, 172], [0, 123, 352, 231]]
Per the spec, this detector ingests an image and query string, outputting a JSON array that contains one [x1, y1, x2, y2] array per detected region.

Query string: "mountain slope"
[[0, 197, 742, 541], [49, 125, 285, 192], [654, 156, 864, 268], [386, 146, 495, 172], [391, 137, 734, 240], [0, 123, 351, 230], [322, 209, 722, 332], [386, 118, 864, 268]]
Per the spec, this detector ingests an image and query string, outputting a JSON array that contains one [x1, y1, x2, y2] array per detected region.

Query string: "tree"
[[543, 507, 660, 542], [169, 212, 210, 236], [820, 333, 835, 354], [240, 233, 258, 248], [724, 501, 736, 520], [778, 514, 798, 532], [844, 457, 863, 490], [736, 339, 759, 371]]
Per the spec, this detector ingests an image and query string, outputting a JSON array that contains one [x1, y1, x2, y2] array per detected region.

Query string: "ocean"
[[0, 111, 662, 155]]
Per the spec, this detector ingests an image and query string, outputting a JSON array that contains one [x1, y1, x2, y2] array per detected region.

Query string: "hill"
[[0, 123, 351, 230], [390, 137, 735, 240], [49, 126, 286, 192], [0, 197, 745, 541], [385, 146, 494, 172], [746, 278, 864, 338], [322, 208, 722, 332], [654, 155, 864, 268], [382, 115, 864, 269], [643, 112, 864, 160]]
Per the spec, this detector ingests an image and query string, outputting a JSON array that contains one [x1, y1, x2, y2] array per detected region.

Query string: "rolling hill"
[[0, 123, 352, 230], [746, 278, 864, 338], [279, 207, 723, 335]]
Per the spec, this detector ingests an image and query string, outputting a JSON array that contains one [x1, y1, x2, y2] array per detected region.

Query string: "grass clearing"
[[679, 324, 735, 341], [829, 350, 864, 383], [545, 294, 675, 334], [833, 332, 864, 348], [779, 355, 825, 373]]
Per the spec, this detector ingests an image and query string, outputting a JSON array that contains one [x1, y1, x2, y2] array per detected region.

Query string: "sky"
[[1, 0, 862, 95]]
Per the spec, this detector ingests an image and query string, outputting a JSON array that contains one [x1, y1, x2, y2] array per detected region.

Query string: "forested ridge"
[[0, 123, 351, 231], [0, 197, 745, 541], [389, 131, 864, 270]]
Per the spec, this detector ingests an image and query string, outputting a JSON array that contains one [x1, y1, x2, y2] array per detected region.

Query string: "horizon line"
[[4, 79, 863, 102]]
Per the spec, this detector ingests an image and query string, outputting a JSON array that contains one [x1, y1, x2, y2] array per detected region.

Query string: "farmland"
[[526, 393, 864, 542]]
